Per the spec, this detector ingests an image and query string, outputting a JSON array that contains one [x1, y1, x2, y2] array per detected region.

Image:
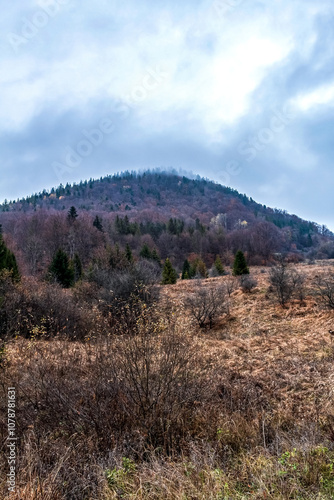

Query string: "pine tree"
[[162, 258, 178, 285], [67, 206, 78, 223], [151, 248, 161, 267], [49, 249, 74, 288], [214, 256, 225, 276], [93, 215, 103, 232], [197, 259, 208, 278], [0, 228, 20, 281], [125, 243, 133, 263], [233, 250, 249, 276], [140, 243, 152, 259], [72, 253, 83, 282], [182, 259, 191, 279]]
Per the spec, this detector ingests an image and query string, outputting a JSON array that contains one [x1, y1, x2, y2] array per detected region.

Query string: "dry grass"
[[1, 262, 334, 499]]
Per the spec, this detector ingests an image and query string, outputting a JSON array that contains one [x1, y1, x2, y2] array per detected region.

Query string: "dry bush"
[[268, 258, 305, 306], [223, 274, 238, 297], [0, 278, 98, 340], [185, 282, 229, 329], [313, 272, 334, 309], [240, 274, 258, 293]]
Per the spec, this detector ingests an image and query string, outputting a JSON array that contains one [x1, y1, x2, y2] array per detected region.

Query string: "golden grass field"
[[1, 262, 334, 499]]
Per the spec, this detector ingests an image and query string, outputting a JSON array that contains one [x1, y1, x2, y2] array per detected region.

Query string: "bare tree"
[[268, 256, 305, 306], [313, 272, 334, 309]]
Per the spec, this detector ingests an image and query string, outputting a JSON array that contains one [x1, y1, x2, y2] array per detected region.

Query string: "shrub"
[[185, 282, 229, 328], [240, 275, 258, 293], [313, 272, 334, 309], [269, 257, 305, 306]]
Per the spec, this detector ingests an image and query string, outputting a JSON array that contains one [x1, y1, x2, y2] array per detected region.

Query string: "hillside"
[[0, 171, 333, 276], [1, 262, 334, 498]]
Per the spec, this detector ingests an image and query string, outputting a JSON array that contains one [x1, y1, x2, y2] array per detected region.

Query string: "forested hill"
[[0, 170, 330, 233], [0, 170, 333, 275]]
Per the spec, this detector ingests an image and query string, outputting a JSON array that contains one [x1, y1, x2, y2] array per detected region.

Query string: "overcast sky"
[[1, 0, 334, 229]]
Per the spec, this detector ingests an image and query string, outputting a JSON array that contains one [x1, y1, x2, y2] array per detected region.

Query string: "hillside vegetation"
[[1, 261, 334, 499], [0, 172, 333, 280]]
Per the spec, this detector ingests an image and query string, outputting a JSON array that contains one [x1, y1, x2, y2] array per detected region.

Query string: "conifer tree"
[[182, 259, 191, 279], [214, 256, 225, 276], [197, 259, 208, 278], [162, 258, 178, 285], [140, 243, 152, 259], [93, 215, 103, 232], [67, 206, 78, 223], [151, 248, 161, 267], [0, 227, 20, 281], [73, 253, 83, 282], [125, 243, 133, 263], [233, 250, 249, 276], [49, 249, 74, 288]]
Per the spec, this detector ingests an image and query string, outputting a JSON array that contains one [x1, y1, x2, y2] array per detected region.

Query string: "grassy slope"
[[1, 262, 334, 499]]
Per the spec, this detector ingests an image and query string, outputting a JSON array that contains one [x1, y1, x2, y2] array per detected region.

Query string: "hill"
[[0, 170, 333, 276]]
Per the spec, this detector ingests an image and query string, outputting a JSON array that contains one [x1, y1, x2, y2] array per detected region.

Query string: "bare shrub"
[[313, 272, 334, 309], [0, 276, 96, 340], [268, 258, 305, 307], [223, 275, 237, 297], [185, 282, 229, 328], [240, 275, 258, 293]]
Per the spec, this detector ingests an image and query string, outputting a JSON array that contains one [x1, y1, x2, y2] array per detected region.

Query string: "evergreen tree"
[[72, 253, 83, 282], [182, 259, 191, 279], [67, 206, 78, 223], [125, 243, 133, 263], [233, 250, 249, 276], [214, 256, 225, 276], [162, 258, 178, 285], [93, 215, 103, 232], [140, 243, 152, 259], [49, 249, 74, 287], [197, 259, 208, 278], [0, 228, 20, 281], [151, 248, 161, 267]]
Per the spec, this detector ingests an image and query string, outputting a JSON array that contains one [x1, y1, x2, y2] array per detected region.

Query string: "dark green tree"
[[72, 253, 83, 282], [181, 259, 191, 279], [0, 227, 20, 281], [151, 248, 161, 267], [233, 250, 249, 276], [93, 215, 103, 232], [49, 249, 74, 288], [214, 256, 225, 276], [140, 243, 152, 259], [67, 206, 78, 223], [125, 243, 133, 263], [162, 258, 178, 285]]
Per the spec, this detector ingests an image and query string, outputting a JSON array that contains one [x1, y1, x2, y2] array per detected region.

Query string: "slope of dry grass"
[[1, 263, 334, 499]]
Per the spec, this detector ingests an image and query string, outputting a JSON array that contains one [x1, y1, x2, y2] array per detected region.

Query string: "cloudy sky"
[[1, 0, 334, 229]]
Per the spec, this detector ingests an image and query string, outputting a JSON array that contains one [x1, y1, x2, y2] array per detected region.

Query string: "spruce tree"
[[0, 228, 20, 281], [181, 259, 191, 279], [49, 249, 74, 287], [197, 259, 208, 278], [93, 215, 103, 232], [140, 243, 152, 259], [151, 248, 161, 267], [162, 258, 178, 285], [214, 256, 225, 276], [67, 206, 78, 223], [125, 243, 133, 263], [233, 250, 249, 276], [73, 253, 83, 282]]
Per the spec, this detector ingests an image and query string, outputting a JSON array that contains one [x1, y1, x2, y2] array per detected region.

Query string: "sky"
[[1, 0, 334, 229]]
